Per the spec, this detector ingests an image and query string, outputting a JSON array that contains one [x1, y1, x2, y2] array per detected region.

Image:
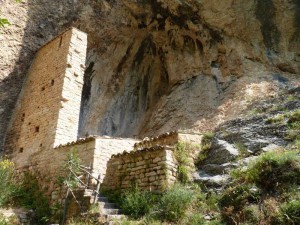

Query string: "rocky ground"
[[194, 84, 300, 189]]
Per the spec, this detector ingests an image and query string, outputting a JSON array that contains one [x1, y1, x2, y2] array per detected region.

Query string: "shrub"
[[282, 110, 300, 140], [266, 114, 285, 124], [242, 204, 261, 224], [197, 132, 215, 166], [0, 214, 20, 225], [184, 213, 205, 224], [174, 142, 191, 183], [277, 200, 300, 225], [234, 142, 250, 157], [219, 184, 260, 224], [173, 142, 198, 183], [219, 184, 260, 211], [242, 150, 300, 192], [294, 139, 300, 151], [57, 149, 83, 190], [287, 110, 300, 124], [0, 159, 17, 207], [158, 184, 195, 222], [14, 173, 51, 224], [205, 192, 221, 212], [67, 213, 104, 225], [201, 132, 215, 151], [120, 185, 154, 219]]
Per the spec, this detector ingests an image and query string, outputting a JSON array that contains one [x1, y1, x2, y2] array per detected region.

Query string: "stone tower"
[[4, 28, 87, 167]]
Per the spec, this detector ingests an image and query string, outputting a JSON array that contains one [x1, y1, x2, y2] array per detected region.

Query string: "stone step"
[[101, 208, 122, 215], [105, 215, 125, 223], [98, 196, 109, 203], [99, 202, 116, 209], [97, 193, 123, 217]]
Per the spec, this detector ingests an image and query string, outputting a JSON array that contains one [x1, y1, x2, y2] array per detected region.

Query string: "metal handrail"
[[62, 161, 101, 224]]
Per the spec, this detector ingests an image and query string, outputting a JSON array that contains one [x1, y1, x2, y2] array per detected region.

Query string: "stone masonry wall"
[[102, 147, 178, 192], [4, 28, 87, 168], [15, 136, 138, 203], [27, 139, 97, 200], [134, 131, 202, 154], [54, 29, 87, 147]]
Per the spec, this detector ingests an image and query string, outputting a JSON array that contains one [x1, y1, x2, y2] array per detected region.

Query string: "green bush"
[[197, 132, 215, 166], [0, 214, 20, 225], [0, 159, 18, 207], [287, 110, 300, 124], [57, 149, 83, 190], [266, 114, 285, 124], [284, 110, 300, 140], [242, 150, 300, 192], [174, 142, 195, 183], [158, 184, 195, 222], [120, 185, 154, 219], [242, 204, 261, 224], [219, 184, 260, 211], [205, 192, 221, 212], [14, 173, 51, 224], [224, 149, 300, 224], [234, 142, 250, 157], [201, 132, 215, 151], [277, 200, 300, 225], [184, 213, 205, 224]]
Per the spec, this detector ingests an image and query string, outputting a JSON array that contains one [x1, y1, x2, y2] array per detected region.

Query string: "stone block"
[[136, 161, 146, 166], [153, 157, 161, 163], [146, 171, 157, 177], [149, 176, 156, 182]]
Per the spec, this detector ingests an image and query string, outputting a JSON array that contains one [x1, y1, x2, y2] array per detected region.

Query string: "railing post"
[[93, 175, 101, 204], [86, 162, 92, 189], [61, 188, 70, 225]]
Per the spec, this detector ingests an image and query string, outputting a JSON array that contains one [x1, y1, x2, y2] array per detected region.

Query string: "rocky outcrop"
[[194, 86, 300, 188], [1, 0, 299, 150]]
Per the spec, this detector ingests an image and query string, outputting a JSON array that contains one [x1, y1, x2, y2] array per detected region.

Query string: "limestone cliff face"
[[0, 0, 299, 148], [77, 0, 300, 138]]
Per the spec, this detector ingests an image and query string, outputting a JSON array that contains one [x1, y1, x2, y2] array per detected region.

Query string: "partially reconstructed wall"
[[102, 132, 203, 191], [102, 146, 178, 191], [4, 28, 87, 168]]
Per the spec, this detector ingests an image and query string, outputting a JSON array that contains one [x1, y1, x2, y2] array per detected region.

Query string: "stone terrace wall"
[[102, 147, 178, 192], [4, 28, 87, 168], [16, 136, 138, 203], [23, 138, 97, 202]]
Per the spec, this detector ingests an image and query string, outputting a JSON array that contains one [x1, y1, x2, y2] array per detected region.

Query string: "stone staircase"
[[67, 188, 124, 223], [97, 194, 124, 222]]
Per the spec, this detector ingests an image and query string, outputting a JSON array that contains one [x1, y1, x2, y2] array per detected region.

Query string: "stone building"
[[4, 28, 87, 168], [3, 28, 202, 203]]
